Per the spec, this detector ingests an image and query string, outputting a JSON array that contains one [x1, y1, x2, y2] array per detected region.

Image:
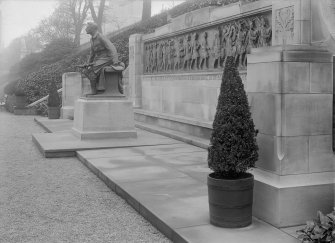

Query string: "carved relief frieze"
[[144, 12, 272, 74], [275, 6, 294, 44]]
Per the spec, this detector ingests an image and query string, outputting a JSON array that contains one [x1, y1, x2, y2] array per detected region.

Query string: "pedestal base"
[[252, 169, 334, 227], [61, 106, 74, 120], [72, 97, 137, 140]]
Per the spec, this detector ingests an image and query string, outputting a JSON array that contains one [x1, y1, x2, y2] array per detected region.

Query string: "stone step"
[[135, 121, 210, 149]]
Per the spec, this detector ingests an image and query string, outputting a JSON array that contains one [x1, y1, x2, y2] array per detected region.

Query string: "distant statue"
[[77, 22, 125, 95]]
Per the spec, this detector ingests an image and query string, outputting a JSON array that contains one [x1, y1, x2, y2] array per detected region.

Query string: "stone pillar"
[[128, 34, 144, 108], [247, 45, 334, 227], [61, 72, 82, 119], [272, 0, 312, 46]]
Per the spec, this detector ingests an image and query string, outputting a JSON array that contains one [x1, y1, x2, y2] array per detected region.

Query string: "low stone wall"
[[129, 0, 270, 137]]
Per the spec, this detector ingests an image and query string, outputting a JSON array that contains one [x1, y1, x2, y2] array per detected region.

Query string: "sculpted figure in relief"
[[145, 45, 150, 73], [211, 29, 221, 69], [183, 34, 192, 70], [191, 32, 200, 70], [152, 43, 158, 72], [174, 38, 182, 70], [143, 14, 272, 73], [259, 17, 272, 47], [235, 21, 248, 68], [199, 31, 210, 69], [220, 25, 229, 66], [166, 40, 173, 71]]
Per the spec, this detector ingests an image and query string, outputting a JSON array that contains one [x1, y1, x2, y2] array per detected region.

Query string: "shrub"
[[47, 75, 61, 107], [207, 56, 258, 178], [297, 210, 335, 243], [18, 0, 248, 105], [41, 38, 76, 64], [4, 80, 20, 95]]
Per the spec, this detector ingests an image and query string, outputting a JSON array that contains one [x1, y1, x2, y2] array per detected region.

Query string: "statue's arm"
[[88, 41, 95, 64], [100, 35, 118, 61]]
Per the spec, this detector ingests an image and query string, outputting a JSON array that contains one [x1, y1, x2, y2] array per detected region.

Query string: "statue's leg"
[[83, 68, 98, 95]]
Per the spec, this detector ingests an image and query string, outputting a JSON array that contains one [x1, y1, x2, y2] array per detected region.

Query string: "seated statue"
[[78, 22, 125, 96]]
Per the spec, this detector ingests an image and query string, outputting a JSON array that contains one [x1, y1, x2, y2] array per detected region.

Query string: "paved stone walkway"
[[0, 112, 171, 243]]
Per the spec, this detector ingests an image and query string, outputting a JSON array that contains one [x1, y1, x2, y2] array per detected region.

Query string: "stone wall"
[[129, 0, 273, 136]]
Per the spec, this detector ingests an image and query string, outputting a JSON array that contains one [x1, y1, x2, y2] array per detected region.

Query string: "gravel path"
[[0, 111, 171, 243]]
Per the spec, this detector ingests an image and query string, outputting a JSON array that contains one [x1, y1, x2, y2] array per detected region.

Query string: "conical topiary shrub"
[[208, 56, 258, 178], [207, 56, 259, 228]]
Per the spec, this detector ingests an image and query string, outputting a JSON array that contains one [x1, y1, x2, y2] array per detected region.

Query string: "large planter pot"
[[15, 95, 26, 109], [48, 106, 60, 119], [207, 172, 254, 228]]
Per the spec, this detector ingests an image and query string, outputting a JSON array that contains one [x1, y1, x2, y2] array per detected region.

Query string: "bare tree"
[[142, 0, 152, 21], [60, 0, 90, 46], [88, 0, 107, 33], [32, 5, 75, 45]]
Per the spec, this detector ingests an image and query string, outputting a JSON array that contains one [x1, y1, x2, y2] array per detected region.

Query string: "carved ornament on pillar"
[[274, 6, 294, 45], [144, 12, 272, 74]]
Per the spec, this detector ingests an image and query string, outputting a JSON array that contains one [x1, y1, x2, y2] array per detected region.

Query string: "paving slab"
[[33, 117, 300, 242], [34, 117, 74, 133], [174, 218, 299, 243], [78, 143, 205, 159], [76, 146, 299, 243], [32, 130, 182, 158]]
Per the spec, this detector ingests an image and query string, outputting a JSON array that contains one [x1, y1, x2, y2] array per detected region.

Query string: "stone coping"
[[134, 109, 213, 129]]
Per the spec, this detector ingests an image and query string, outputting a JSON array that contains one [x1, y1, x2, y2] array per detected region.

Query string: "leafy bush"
[[19, 52, 43, 76], [4, 80, 20, 95], [18, 0, 247, 105], [297, 210, 335, 243], [41, 38, 77, 64], [169, 0, 239, 18], [207, 56, 258, 178]]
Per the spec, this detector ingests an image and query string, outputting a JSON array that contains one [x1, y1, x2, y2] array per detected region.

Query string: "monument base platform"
[[72, 97, 137, 140], [253, 169, 334, 227], [61, 106, 74, 120]]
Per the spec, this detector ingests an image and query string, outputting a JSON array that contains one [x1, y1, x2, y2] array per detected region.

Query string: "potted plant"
[[47, 77, 61, 119], [207, 56, 258, 228], [297, 209, 335, 243]]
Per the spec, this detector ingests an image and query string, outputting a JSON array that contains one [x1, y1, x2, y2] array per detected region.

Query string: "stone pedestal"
[[61, 72, 82, 119], [247, 45, 334, 227], [72, 97, 137, 140]]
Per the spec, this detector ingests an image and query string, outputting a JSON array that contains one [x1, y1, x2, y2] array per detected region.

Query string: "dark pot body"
[[48, 106, 60, 119], [15, 95, 26, 109], [207, 172, 254, 228]]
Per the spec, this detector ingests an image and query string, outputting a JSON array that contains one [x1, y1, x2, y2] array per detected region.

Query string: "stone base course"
[[33, 117, 299, 243]]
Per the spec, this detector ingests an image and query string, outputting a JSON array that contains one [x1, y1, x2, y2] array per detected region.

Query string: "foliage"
[[4, 80, 20, 95], [47, 74, 61, 107], [297, 210, 335, 243], [18, 0, 244, 105], [31, 3, 76, 45], [17, 56, 85, 104], [19, 53, 43, 76], [207, 56, 258, 178], [169, 0, 239, 18], [41, 38, 77, 64]]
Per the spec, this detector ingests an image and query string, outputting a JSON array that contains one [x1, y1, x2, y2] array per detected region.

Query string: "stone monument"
[[72, 22, 137, 139]]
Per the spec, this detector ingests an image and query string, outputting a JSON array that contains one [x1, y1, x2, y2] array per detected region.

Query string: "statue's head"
[[85, 22, 99, 35]]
